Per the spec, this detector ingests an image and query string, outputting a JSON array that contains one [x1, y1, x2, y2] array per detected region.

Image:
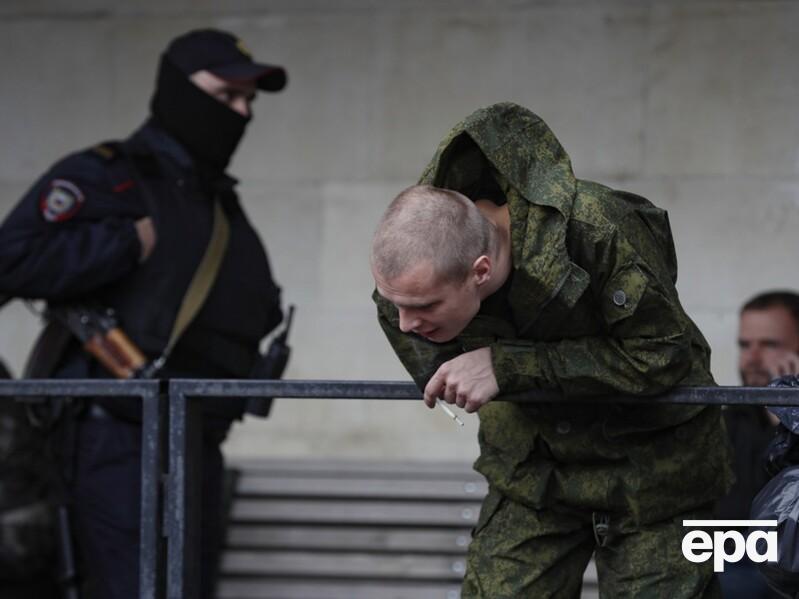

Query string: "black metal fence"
[[2, 379, 799, 599]]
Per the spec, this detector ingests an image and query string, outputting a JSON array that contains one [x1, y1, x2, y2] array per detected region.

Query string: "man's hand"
[[423, 347, 499, 413], [135, 217, 157, 262], [765, 351, 799, 380]]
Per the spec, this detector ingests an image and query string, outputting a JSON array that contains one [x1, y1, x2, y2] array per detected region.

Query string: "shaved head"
[[371, 185, 497, 284]]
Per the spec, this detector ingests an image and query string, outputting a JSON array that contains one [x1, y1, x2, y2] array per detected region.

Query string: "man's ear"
[[472, 255, 492, 286]]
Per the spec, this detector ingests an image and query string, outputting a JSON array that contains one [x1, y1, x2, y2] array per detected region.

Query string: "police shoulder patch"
[[40, 179, 85, 222]]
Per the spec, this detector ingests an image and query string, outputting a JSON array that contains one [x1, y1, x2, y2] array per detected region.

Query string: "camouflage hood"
[[418, 102, 578, 331], [377, 104, 731, 522]]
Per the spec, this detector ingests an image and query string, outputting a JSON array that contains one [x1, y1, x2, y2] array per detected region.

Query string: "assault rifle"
[[48, 303, 296, 388], [47, 304, 152, 379], [19, 300, 293, 597]]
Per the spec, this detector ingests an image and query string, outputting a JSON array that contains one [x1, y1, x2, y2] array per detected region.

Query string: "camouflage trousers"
[[462, 488, 720, 599]]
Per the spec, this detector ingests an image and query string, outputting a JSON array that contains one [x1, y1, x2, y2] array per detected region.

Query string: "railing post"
[[3, 378, 798, 599], [139, 381, 167, 599], [166, 382, 201, 599]]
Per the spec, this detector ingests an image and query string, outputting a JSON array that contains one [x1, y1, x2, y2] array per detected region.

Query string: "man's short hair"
[[741, 290, 799, 335], [371, 185, 496, 283]]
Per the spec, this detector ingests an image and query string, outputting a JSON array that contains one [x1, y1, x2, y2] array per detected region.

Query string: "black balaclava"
[[150, 55, 249, 174]]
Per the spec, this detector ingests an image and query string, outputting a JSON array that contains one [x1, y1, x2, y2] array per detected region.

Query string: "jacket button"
[[612, 290, 627, 307], [556, 421, 571, 434]]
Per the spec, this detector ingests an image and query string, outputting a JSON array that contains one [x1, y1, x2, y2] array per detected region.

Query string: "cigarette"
[[436, 398, 465, 427]]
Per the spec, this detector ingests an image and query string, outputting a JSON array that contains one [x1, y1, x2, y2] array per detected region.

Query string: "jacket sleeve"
[[0, 153, 143, 301], [374, 291, 464, 391], [490, 224, 697, 397]]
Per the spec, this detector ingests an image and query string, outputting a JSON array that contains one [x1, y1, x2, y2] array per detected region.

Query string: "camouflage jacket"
[[375, 103, 732, 523]]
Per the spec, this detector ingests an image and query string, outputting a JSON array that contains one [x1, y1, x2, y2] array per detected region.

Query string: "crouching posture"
[[371, 103, 732, 598]]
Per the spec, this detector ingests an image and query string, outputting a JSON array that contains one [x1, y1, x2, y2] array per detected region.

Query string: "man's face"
[[189, 70, 257, 118], [738, 306, 799, 386], [374, 262, 481, 343]]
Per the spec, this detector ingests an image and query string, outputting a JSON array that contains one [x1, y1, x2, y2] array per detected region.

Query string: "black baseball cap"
[[165, 29, 287, 92]]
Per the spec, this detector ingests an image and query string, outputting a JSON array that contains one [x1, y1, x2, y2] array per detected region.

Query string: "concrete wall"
[[0, 1, 797, 461]]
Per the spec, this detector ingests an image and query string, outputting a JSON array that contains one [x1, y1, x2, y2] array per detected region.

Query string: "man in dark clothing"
[[716, 291, 799, 598], [0, 358, 60, 599], [0, 29, 286, 599]]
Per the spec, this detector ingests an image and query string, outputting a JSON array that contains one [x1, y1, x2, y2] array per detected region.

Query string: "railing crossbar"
[[2, 377, 799, 599]]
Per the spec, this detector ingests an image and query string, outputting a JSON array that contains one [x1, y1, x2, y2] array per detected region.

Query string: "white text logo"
[[681, 520, 778, 572]]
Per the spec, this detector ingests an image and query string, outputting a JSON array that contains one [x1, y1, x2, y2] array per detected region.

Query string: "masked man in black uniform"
[[0, 29, 286, 599]]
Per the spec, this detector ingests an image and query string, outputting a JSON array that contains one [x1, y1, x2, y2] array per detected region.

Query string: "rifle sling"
[[120, 144, 230, 369], [162, 199, 229, 360]]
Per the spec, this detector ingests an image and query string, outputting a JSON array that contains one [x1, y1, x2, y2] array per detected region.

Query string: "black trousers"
[[69, 414, 225, 599]]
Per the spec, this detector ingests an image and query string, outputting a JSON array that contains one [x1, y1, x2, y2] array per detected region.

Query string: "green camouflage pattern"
[[462, 488, 719, 598], [374, 102, 733, 523]]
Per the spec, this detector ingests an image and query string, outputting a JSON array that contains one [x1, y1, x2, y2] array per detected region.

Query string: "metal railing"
[[0, 380, 165, 599], [2, 379, 799, 599]]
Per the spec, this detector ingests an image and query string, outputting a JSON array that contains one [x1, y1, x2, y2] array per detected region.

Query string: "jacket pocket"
[[526, 262, 591, 339], [600, 262, 647, 326]]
